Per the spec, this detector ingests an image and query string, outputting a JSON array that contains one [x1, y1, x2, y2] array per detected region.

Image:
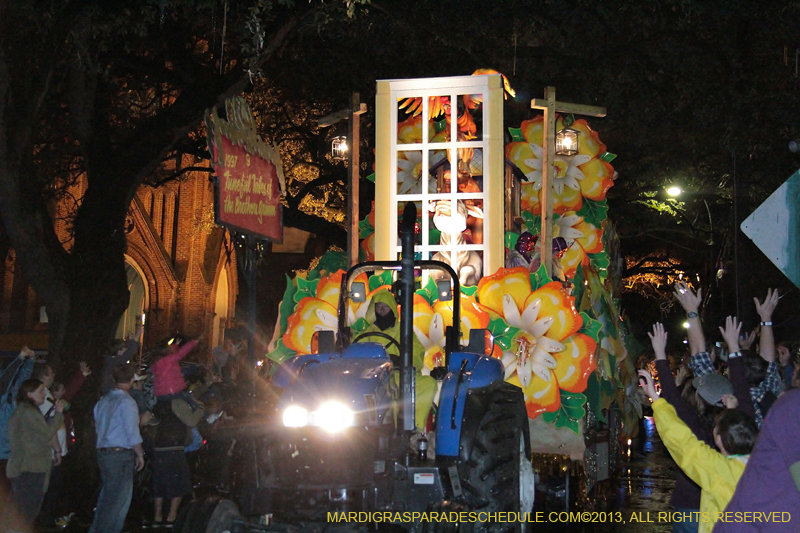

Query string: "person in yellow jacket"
[[361, 289, 436, 432], [638, 370, 758, 533]]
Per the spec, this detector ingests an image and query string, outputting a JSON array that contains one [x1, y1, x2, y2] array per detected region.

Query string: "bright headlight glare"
[[282, 405, 309, 427], [310, 401, 355, 433]]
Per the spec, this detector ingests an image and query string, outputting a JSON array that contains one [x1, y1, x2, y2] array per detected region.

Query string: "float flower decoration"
[[505, 115, 615, 219], [266, 267, 393, 363], [412, 278, 493, 374], [516, 211, 607, 280], [475, 265, 600, 433], [395, 115, 448, 194]]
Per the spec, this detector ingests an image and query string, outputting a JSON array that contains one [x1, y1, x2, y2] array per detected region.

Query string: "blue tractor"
[[176, 203, 535, 532]]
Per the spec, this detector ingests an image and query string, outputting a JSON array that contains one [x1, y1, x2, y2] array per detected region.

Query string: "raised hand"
[[721, 394, 739, 410], [739, 330, 756, 351], [637, 369, 659, 402], [675, 365, 689, 387], [648, 323, 668, 360], [19, 346, 35, 359], [54, 399, 67, 414], [79, 361, 92, 377], [674, 282, 702, 313], [754, 288, 779, 321], [719, 316, 742, 353]]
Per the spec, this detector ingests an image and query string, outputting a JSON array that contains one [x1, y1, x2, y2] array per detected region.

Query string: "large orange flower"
[[282, 271, 380, 355], [505, 116, 615, 215], [476, 268, 597, 418], [413, 293, 493, 373]]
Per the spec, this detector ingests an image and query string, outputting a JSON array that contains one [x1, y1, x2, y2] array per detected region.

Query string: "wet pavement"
[[614, 416, 674, 533], [49, 415, 679, 532], [534, 415, 675, 533]]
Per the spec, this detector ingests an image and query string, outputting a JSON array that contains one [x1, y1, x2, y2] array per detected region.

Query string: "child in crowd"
[[150, 334, 202, 408], [638, 369, 758, 533]]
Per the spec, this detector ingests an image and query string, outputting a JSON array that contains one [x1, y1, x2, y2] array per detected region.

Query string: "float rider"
[[362, 289, 437, 433]]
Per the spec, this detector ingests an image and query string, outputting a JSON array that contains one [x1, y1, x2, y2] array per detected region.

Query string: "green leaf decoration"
[[529, 263, 552, 291], [460, 285, 478, 297], [294, 276, 319, 304], [576, 198, 609, 227], [560, 391, 587, 420], [368, 270, 394, 291], [359, 217, 375, 238], [505, 231, 520, 251], [266, 338, 296, 369], [541, 409, 580, 433], [350, 317, 370, 336], [416, 276, 438, 307], [434, 119, 447, 133], [508, 127, 524, 142], [487, 317, 519, 351], [429, 227, 441, 245], [587, 252, 610, 281], [314, 250, 348, 277], [572, 264, 586, 305], [521, 212, 541, 233], [578, 312, 603, 343], [278, 275, 299, 337], [365, 172, 376, 183], [599, 152, 617, 163], [584, 373, 610, 424], [541, 391, 587, 434]]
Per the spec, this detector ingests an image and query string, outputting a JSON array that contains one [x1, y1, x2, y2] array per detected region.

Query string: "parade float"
[[267, 73, 640, 508]]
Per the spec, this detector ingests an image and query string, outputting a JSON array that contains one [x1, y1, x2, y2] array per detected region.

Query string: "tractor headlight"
[[282, 405, 309, 428], [309, 401, 355, 433]]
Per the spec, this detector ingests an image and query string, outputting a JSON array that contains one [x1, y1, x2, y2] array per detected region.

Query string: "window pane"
[[429, 95, 451, 143], [397, 150, 424, 194], [458, 93, 483, 141], [429, 149, 447, 194], [455, 147, 483, 193], [397, 97, 423, 145]]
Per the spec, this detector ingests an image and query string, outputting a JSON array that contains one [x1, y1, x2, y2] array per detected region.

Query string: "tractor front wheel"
[[458, 393, 533, 533]]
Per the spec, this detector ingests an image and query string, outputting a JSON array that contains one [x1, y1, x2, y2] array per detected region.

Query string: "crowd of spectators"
[[0, 331, 247, 533], [637, 282, 800, 533]]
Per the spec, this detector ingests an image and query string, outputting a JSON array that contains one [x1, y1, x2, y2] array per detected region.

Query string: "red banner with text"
[[211, 134, 283, 242]]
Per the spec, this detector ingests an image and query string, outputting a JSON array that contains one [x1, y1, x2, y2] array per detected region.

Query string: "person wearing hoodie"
[[360, 289, 436, 433]]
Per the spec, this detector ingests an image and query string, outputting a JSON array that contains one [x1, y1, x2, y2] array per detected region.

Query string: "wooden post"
[[531, 89, 606, 278], [319, 94, 367, 268], [347, 93, 361, 268], [541, 87, 556, 278]]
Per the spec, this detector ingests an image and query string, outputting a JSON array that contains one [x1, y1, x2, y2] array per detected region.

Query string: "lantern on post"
[[555, 127, 580, 156], [331, 136, 348, 161]]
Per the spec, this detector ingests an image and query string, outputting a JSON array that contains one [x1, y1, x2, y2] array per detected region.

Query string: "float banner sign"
[[212, 134, 283, 242]]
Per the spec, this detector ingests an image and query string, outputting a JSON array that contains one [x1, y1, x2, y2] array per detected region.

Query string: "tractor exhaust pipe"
[[399, 202, 416, 433]]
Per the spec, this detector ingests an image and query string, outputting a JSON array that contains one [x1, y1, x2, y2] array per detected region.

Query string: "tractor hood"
[[278, 353, 393, 426]]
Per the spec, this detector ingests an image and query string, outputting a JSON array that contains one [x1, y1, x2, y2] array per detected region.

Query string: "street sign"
[[741, 169, 800, 287]]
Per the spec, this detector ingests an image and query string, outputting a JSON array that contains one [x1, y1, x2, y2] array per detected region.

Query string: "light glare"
[[283, 405, 309, 428]]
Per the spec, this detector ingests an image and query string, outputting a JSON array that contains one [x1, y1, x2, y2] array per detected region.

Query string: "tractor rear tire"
[[458, 393, 529, 533]]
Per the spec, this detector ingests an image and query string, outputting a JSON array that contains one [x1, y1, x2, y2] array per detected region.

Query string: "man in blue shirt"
[[89, 363, 144, 533]]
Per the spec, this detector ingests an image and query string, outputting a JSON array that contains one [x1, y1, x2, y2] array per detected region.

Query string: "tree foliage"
[[1, 0, 799, 367]]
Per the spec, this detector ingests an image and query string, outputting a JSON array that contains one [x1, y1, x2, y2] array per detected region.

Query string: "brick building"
[[0, 167, 238, 354]]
